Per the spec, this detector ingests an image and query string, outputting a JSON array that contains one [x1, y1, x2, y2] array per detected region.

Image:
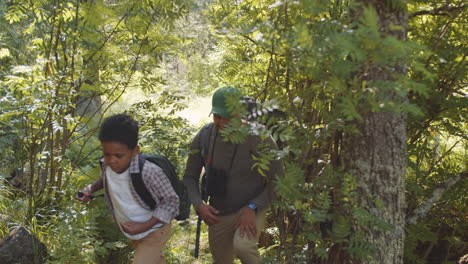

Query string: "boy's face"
[[102, 141, 139, 174]]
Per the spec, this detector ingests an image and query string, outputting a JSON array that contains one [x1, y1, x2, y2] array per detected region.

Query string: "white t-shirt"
[[106, 166, 163, 240]]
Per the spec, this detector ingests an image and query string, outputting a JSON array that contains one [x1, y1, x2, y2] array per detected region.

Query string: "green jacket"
[[183, 123, 284, 215]]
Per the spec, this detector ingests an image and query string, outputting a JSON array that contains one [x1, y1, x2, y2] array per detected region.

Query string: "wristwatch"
[[247, 202, 257, 212]]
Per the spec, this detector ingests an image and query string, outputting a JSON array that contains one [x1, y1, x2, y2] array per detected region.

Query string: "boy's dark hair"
[[99, 114, 139, 149]]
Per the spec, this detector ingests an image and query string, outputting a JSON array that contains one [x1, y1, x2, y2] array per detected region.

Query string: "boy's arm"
[[77, 177, 104, 202], [120, 216, 161, 235], [143, 163, 179, 223], [85, 177, 104, 193]]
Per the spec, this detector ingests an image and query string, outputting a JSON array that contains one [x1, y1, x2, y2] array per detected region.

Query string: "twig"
[[409, 3, 466, 19], [407, 171, 468, 225], [83, 6, 133, 65], [427, 140, 461, 175]]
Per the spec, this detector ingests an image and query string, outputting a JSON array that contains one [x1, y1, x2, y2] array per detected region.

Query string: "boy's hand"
[[197, 203, 220, 226], [121, 222, 146, 235], [75, 190, 93, 203], [121, 217, 161, 235]]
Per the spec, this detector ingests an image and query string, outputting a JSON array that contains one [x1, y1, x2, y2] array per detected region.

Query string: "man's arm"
[[236, 135, 284, 239], [183, 127, 221, 225], [250, 135, 285, 211], [182, 131, 205, 209]]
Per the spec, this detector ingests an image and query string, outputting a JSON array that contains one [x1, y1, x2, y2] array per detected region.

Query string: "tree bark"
[[341, 1, 408, 263], [343, 112, 407, 263]]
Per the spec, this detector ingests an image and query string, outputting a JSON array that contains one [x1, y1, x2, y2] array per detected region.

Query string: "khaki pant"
[[209, 209, 267, 264], [131, 223, 172, 264]]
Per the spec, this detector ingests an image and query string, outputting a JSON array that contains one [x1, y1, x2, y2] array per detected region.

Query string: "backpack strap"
[[130, 154, 156, 210], [199, 123, 215, 202], [200, 123, 215, 165]]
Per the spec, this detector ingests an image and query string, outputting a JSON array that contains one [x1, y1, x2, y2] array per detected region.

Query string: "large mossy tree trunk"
[[341, 1, 408, 263], [342, 112, 407, 263]]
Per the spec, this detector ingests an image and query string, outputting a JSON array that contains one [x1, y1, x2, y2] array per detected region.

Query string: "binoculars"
[[206, 167, 228, 198]]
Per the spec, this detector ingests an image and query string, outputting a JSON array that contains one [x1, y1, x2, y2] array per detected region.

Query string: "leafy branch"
[[407, 171, 468, 225]]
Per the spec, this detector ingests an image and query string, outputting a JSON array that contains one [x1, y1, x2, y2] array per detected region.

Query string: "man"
[[183, 87, 284, 264]]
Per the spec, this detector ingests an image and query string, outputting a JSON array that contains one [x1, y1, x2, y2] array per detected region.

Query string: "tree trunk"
[[343, 112, 407, 263], [342, 1, 408, 263]]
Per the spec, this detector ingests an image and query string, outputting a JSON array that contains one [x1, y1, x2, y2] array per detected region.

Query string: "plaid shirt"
[[101, 154, 179, 224]]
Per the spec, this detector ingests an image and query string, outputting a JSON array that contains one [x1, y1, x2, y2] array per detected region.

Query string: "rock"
[[0, 226, 47, 264]]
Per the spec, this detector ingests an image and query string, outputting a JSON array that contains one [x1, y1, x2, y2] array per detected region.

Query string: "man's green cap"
[[210, 86, 242, 119]]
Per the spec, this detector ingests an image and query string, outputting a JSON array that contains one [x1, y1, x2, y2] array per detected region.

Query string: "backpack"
[[131, 153, 190, 221], [241, 96, 287, 123]]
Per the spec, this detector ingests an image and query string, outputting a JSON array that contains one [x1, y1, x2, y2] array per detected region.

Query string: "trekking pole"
[[77, 191, 104, 199], [194, 174, 208, 258], [194, 214, 202, 258]]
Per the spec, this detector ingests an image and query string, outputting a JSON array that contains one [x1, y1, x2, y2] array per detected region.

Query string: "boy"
[[77, 114, 179, 264]]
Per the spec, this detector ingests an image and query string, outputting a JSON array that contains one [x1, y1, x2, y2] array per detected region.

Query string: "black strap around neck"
[[209, 129, 238, 171]]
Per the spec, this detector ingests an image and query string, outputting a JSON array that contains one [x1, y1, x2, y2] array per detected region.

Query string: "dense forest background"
[[0, 0, 466, 263]]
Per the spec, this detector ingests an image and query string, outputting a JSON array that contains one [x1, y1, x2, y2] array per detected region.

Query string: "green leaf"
[[0, 48, 10, 58]]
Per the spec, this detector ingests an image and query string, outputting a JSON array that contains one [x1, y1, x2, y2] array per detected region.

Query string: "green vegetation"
[[0, 0, 466, 263]]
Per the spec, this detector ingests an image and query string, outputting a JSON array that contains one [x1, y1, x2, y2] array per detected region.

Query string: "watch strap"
[[248, 202, 257, 211]]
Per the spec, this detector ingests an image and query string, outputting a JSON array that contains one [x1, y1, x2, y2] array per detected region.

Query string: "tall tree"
[[201, 0, 466, 263], [341, 1, 408, 263]]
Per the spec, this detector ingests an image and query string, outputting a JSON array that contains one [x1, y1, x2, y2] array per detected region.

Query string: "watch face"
[[248, 203, 257, 210]]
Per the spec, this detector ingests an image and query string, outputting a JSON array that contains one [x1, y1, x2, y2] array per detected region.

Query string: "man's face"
[[102, 141, 139, 174], [213, 114, 231, 130]]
